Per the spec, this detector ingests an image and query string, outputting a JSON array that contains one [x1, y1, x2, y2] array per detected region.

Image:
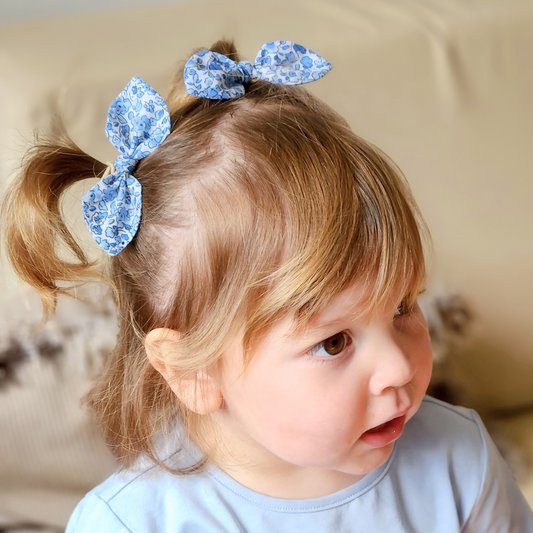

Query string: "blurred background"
[[1, 0, 532, 530]]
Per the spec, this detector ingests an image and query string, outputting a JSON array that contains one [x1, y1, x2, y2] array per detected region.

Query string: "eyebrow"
[[283, 317, 348, 341]]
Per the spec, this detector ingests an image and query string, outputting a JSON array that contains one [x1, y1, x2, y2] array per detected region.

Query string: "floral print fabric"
[[82, 77, 171, 256], [82, 42, 330, 255], [184, 40, 332, 99]]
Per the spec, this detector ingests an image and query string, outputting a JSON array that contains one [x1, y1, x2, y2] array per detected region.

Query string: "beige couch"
[[1, 0, 532, 528]]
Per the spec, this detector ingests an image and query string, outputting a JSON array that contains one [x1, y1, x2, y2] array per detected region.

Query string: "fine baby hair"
[[4, 39, 531, 532], [2, 39, 427, 473]]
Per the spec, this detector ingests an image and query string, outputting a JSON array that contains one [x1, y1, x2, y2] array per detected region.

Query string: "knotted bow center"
[[114, 154, 138, 176], [235, 61, 255, 83]]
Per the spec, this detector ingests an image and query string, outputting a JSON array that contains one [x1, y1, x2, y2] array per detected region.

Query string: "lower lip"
[[359, 415, 406, 448]]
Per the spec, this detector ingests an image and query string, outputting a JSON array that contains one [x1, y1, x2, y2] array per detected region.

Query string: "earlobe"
[[145, 328, 223, 415], [181, 369, 223, 416]]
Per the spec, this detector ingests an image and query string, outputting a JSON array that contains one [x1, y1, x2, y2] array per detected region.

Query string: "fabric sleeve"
[[66, 494, 133, 533], [461, 411, 533, 533]]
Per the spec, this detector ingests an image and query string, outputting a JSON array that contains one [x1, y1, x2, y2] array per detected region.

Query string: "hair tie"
[[102, 161, 116, 178], [184, 40, 331, 100], [82, 77, 171, 256]]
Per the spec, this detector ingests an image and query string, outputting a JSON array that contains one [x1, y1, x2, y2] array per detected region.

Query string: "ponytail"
[[1, 131, 106, 316]]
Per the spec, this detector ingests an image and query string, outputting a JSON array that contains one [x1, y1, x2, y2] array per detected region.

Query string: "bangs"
[[229, 97, 429, 348]]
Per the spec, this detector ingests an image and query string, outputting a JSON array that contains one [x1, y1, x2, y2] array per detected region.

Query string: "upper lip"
[[390, 405, 411, 423], [368, 404, 413, 431]]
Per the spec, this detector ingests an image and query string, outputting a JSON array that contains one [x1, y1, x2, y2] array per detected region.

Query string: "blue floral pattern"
[[82, 77, 171, 256], [184, 40, 332, 100]]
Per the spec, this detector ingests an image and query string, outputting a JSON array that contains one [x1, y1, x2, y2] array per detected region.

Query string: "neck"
[[203, 414, 366, 500]]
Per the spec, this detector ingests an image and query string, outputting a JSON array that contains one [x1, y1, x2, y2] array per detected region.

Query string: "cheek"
[[412, 328, 433, 393], [239, 363, 367, 453], [400, 311, 433, 372]]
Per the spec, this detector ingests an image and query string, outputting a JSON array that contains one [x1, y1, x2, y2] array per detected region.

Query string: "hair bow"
[[82, 77, 171, 256], [184, 40, 331, 99]]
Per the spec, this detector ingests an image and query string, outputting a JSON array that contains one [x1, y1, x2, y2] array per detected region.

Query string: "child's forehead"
[[281, 277, 410, 337]]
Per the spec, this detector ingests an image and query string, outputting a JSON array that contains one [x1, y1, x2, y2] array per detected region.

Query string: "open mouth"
[[359, 415, 406, 448]]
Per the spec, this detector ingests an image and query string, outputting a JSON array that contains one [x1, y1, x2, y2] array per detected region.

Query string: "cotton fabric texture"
[[82, 77, 171, 256], [184, 40, 332, 99], [65, 397, 533, 532]]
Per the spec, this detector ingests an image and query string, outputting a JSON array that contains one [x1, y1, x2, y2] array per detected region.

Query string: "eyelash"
[[395, 299, 414, 317]]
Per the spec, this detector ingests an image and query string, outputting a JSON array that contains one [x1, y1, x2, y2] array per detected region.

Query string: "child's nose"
[[368, 337, 416, 396]]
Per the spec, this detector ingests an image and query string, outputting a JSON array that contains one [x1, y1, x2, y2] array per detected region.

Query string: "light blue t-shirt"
[[66, 397, 533, 532]]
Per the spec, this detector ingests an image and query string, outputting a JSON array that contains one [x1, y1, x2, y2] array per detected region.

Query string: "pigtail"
[[1, 131, 106, 316]]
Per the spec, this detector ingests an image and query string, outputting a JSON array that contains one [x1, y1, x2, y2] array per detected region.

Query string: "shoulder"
[[402, 395, 486, 450], [65, 466, 156, 533], [392, 396, 533, 531], [393, 397, 486, 511], [397, 395, 491, 487], [65, 485, 133, 533], [66, 459, 220, 533]]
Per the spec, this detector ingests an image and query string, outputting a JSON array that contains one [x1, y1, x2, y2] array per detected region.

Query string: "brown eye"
[[323, 333, 347, 355], [308, 332, 350, 358]]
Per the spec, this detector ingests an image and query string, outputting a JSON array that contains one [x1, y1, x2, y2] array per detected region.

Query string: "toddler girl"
[[3, 40, 532, 532]]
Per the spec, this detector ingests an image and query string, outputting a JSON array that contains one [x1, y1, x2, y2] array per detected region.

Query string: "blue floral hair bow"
[[184, 40, 331, 99], [82, 77, 171, 256]]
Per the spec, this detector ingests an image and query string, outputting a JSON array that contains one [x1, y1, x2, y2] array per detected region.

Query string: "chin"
[[340, 442, 395, 477]]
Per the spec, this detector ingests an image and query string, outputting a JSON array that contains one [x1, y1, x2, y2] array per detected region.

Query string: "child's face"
[[215, 280, 433, 488]]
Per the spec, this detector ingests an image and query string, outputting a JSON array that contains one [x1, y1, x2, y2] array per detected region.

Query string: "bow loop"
[[105, 77, 171, 160], [184, 41, 331, 100], [83, 77, 171, 256], [254, 41, 331, 84]]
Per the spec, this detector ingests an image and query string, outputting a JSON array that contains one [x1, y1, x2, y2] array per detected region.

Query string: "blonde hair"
[[2, 40, 428, 473]]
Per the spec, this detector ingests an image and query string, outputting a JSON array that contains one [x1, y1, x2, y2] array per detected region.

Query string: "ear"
[[145, 328, 223, 415]]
